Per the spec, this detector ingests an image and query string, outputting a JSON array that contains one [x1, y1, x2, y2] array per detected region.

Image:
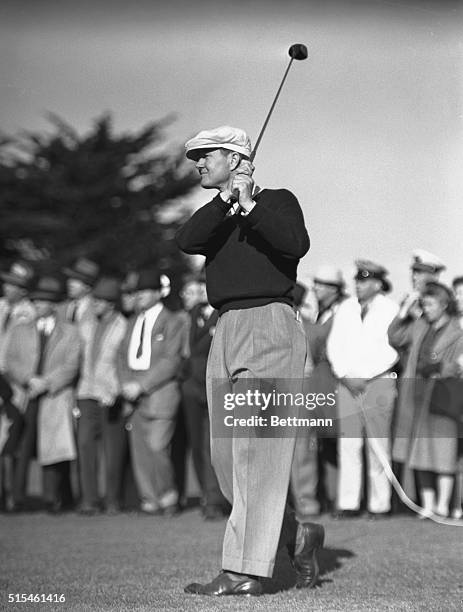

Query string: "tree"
[[0, 113, 199, 285]]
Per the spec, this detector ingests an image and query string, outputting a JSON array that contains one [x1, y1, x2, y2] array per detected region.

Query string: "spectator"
[[180, 270, 229, 520], [121, 271, 139, 318], [0, 374, 23, 511], [327, 260, 399, 518], [451, 276, 463, 519], [117, 268, 185, 516], [62, 257, 99, 325], [4, 276, 80, 512], [392, 250, 446, 513], [0, 261, 36, 369], [76, 277, 128, 515], [292, 267, 348, 517], [389, 282, 463, 518], [290, 281, 319, 518], [0, 261, 35, 510]]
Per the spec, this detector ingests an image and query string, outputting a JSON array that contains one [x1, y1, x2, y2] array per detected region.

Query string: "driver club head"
[[288, 43, 308, 60]]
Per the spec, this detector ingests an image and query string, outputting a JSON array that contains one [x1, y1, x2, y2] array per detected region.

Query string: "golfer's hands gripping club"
[[225, 159, 255, 213]]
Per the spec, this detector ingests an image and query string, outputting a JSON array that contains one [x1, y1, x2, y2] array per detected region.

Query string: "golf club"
[[250, 43, 308, 163]]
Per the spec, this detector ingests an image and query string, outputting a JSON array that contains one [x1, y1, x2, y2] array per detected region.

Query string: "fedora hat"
[[30, 276, 65, 302], [93, 277, 121, 302], [121, 271, 139, 293], [63, 257, 100, 286], [135, 268, 162, 291], [354, 259, 391, 293], [1, 261, 35, 289], [313, 265, 345, 288]]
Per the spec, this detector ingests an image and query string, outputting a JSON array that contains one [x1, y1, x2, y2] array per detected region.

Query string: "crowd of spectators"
[[0, 249, 461, 522]]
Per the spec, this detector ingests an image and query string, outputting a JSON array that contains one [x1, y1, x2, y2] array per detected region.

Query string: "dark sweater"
[[176, 189, 310, 314]]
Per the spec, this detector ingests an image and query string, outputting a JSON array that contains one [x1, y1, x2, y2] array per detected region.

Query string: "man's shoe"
[[202, 505, 228, 521], [367, 511, 390, 521], [291, 522, 325, 589], [162, 503, 181, 518], [46, 501, 62, 515], [77, 504, 99, 516], [184, 571, 263, 596], [139, 501, 162, 516]]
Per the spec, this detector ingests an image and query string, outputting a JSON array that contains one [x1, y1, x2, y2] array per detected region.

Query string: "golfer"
[[177, 126, 324, 596]]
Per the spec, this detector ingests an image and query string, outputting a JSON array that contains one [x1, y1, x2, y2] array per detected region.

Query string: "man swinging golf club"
[[177, 125, 325, 596]]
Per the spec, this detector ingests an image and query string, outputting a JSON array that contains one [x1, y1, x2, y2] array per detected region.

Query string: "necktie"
[[36, 328, 49, 375], [68, 302, 77, 323], [136, 315, 146, 359], [2, 308, 11, 331], [360, 303, 369, 321]]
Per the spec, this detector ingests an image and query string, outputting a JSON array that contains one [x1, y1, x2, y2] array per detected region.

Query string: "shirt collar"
[[37, 315, 56, 335]]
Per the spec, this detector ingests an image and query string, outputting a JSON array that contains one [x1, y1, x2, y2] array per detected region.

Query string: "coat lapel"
[[42, 323, 64, 371], [149, 306, 167, 339]]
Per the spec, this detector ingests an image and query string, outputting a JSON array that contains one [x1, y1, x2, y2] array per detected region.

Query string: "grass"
[[2, 509, 463, 611]]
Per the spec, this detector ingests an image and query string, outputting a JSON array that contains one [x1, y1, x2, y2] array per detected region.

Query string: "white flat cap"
[[411, 249, 446, 273], [185, 126, 252, 160]]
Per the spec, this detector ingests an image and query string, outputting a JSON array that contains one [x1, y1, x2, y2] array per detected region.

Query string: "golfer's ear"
[[228, 152, 242, 171]]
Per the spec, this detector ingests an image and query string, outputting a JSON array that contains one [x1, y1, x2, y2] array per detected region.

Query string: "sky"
[[1, 0, 462, 298]]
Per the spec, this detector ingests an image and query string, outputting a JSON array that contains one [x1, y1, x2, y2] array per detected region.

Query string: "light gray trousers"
[[206, 303, 307, 577]]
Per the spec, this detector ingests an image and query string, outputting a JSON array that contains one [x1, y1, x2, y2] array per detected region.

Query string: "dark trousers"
[[77, 398, 129, 508], [182, 381, 225, 508], [170, 400, 188, 503], [42, 461, 73, 507], [12, 401, 38, 505]]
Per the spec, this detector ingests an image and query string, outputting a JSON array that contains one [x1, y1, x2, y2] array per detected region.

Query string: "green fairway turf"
[[1, 510, 462, 611]]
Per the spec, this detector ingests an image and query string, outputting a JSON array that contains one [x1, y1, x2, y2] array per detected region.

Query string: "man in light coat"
[[117, 268, 185, 516], [0, 261, 36, 508], [0, 261, 36, 370], [327, 260, 399, 518], [4, 276, 81, 512]]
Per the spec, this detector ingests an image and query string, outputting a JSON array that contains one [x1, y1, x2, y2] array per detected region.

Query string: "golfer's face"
[[195, 149, 230, 190]]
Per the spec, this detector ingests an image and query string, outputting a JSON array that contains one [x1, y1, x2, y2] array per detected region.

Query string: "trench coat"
[[388, 315, 463, 472], [4, 320, 81, 465]]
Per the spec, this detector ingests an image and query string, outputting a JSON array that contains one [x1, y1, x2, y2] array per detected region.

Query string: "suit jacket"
[[117, 307, 186, 419], [59, 295, 96, 329], [182, 303, 218, 403], [4, 319, 81, 465], [77, 311, 127, 405]]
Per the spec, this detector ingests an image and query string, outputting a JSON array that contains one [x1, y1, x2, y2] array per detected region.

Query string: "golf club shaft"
[[250, 57, 294, 163]]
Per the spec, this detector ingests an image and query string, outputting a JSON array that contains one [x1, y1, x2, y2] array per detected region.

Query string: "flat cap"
[[411, 249, 445, 274], [185, 126, 252, 160]]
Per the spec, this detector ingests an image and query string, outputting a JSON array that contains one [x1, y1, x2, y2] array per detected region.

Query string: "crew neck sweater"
[[176, 188, 310, 315]]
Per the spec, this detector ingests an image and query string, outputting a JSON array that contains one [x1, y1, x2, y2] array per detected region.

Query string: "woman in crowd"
[[389, 282, 463, 518]]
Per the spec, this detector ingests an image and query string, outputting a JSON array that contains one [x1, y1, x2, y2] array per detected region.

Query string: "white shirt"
[[327, 294, 399, 379], [37, 316, 56, 336], [128, 303, 163, 371]]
